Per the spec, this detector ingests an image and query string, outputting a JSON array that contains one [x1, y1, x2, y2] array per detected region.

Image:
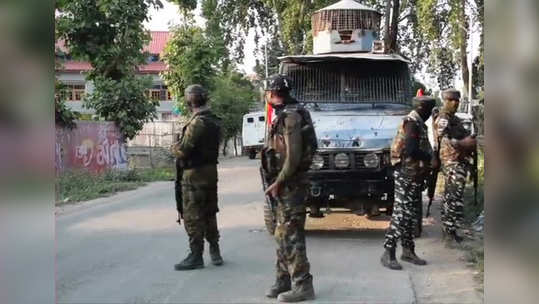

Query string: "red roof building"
[[56, 31, 170, 74], [56, 31, 178, 120]]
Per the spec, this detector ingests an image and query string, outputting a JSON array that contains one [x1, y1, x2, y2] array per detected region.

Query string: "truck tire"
[[264, 202, 276, 235], [248, 149, 257, 159]]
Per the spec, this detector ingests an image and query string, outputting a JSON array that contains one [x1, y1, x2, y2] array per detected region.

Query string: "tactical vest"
[[433, 110, 469, 165], [264, 103, 318, 180], [181, 111, 222, 169], [390, 111, 432, 174]]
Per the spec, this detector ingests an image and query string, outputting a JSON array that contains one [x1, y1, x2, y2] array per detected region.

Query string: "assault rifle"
[[174, 133, 183, 225]]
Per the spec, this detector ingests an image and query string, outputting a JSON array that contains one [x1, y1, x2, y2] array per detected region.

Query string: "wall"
[[56, 121, 128, 173]]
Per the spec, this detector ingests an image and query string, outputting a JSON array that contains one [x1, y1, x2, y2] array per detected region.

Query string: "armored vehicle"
[[262, 0, 416, 234]]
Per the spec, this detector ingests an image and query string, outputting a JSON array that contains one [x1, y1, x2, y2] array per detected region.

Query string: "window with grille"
[[312, 9, 381, 36], [62, 84, 85, 101], [283, 61, 412, 105]]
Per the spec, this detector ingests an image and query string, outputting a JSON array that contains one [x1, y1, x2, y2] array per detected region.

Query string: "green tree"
[[56, 0, 162, 140], [161, 24, 218, 112], [210, 70, 256, 155], [417, 0, 483, 95]]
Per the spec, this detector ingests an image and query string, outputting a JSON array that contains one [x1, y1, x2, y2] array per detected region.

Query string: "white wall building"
[[55, 31, 179, 121]]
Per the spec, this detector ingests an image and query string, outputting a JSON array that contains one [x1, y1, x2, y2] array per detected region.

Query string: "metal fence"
[[283, 61, 412, 104]]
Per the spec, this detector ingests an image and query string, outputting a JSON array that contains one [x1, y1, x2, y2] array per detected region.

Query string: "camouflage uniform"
[[384, 110, 432, 251], [433, 108, 470, 235], [264, 98, 317, 290], [172, 108, 222, 256]]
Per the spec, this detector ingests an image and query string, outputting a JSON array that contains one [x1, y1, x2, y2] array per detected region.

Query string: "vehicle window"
[[259, 116, 265, 122], [247, 118, 254, 123]]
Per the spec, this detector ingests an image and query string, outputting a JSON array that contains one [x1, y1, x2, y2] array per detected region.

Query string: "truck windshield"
[[283, 60, 412, 106]]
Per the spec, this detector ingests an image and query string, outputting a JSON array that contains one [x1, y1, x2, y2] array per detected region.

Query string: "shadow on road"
[[305, 228, 386, 239]]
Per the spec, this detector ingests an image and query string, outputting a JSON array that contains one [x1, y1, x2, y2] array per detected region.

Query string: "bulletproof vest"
[[390, 111, 432, 172], [267, 102, 318, 175], [181, 110, 222, 169]]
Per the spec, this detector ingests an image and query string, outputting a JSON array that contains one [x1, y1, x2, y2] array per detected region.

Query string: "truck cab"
[[280, 54, 412, 218]]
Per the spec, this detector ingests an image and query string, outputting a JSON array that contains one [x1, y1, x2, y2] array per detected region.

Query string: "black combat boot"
[[209, 242, 223, 266], [265, 277, 291, 298], [174, 246, 204, 271], [380, 248, 402, 270], [277, 276, 315, 302], [401, 247, 427, 265]]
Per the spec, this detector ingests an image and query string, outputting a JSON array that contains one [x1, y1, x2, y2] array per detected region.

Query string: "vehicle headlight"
[[311, 154, 325, 170], [363, 153, 380, 168], [334, 153, 350, 169]]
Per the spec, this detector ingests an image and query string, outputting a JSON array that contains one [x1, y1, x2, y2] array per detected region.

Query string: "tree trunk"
[[389, 0, 400, 53], [222, 137, 228, 156], [233, 135, 238, 156], [459, 0, 470, 98], [384, 0, 391, 53]]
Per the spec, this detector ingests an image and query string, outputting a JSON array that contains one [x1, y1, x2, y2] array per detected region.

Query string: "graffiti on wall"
[[56, 121, 128, 173]]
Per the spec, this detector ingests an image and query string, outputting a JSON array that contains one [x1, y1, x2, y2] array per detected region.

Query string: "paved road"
[[56, 157, 482, 304]]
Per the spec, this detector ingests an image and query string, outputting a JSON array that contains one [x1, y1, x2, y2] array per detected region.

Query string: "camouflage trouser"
[[384, 168, 422, 250], [182, 185, 220, 253], [274, 183, 312, 286], [441, 162, 467, 233]]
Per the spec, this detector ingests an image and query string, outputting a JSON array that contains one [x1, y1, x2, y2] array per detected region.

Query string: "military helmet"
[[185, 84, 208, 107], [441, 88, 461, 101], [412, 96, 436, 109], [265, 74, 293, 92]]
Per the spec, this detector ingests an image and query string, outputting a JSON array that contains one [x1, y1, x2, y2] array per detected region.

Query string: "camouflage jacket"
[[172, 109, 222, 187], [433, 108, 470, 166], [264, 101, 316, 186], [390, 110, 432, 176]]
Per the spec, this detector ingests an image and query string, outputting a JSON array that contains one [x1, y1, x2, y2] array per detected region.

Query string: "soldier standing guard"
[[261, 74, 317, 302], [381, 96, 436, 270], [433, 88, 477, 244], [171, 84, 224, 270]]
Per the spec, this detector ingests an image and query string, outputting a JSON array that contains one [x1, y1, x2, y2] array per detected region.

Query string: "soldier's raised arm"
[[275, 112, 302, 185]]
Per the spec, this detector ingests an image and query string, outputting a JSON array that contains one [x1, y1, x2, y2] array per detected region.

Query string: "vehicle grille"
[[321, 154, 330, 169]]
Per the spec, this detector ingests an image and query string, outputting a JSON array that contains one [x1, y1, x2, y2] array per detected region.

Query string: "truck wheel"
[[264, 202, 276, 235], [248, 150, 256, 159]]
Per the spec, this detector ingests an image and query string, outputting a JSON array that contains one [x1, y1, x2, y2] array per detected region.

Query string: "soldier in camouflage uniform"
[[262, 74, 317, 302], [171, 84, 223, 270], [433, 89, 477, 244], [381, 96, 436, 270]]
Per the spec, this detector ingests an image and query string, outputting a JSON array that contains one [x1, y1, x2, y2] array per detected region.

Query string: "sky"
[[144, 0, 258, 75]]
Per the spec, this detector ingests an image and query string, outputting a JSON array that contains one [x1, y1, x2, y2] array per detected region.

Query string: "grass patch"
[[56, 167, 175, 205]]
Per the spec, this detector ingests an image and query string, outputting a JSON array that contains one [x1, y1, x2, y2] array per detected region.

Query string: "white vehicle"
[[242, 111, 266, 159]]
